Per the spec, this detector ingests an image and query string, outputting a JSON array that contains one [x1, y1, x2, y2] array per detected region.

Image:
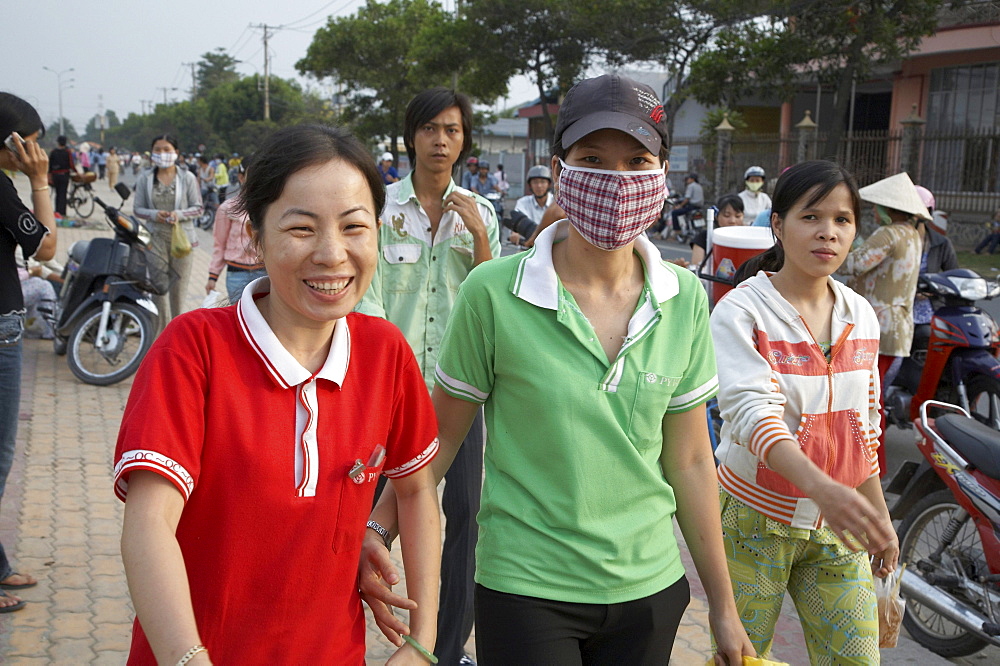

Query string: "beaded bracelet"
[[176, 644, 207, 666]]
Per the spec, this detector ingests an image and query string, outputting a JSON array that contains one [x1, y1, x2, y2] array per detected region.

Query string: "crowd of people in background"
[[4, 64, 999, 666]]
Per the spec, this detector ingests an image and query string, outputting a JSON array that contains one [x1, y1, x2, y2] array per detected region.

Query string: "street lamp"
[[43, 66, 74, 137]]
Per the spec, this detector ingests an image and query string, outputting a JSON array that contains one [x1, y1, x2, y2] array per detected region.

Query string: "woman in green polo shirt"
[[361, 75, 753, 665]]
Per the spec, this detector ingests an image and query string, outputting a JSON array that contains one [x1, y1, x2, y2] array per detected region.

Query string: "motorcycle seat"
[[935, 413, 1000, 479], [69, 240, 91, 264]]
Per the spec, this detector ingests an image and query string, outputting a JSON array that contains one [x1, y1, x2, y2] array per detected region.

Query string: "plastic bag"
[[170, 221, 192, 259], [201, 290, 227, 309], [876, 564, 906, 648], [705, 657, 789, 666]]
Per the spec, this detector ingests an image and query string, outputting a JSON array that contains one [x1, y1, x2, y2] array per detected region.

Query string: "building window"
[[927, 62, 999, 132], [922, 62, 1000, 194]]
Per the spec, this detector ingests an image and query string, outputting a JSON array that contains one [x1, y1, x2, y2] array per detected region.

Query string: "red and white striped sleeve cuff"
[[383, 438, 439, 479], [113, 450, 195, 502], [749, 415, 794, 464]]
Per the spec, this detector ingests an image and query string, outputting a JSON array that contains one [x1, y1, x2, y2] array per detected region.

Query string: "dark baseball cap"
[[554, 74, 669, 155]]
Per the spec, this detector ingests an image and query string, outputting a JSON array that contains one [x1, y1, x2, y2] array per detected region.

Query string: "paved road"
[[0, 173, 993, 663]]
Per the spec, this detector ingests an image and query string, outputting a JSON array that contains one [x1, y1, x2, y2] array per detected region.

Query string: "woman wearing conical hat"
[[839, 171, 931, 475]]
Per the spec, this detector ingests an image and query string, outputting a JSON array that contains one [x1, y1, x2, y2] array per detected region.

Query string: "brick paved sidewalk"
[[0, 174, 965, 664]]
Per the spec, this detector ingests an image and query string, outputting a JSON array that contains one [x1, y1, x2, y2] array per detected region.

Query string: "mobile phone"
[[4, 133, 24, 154]]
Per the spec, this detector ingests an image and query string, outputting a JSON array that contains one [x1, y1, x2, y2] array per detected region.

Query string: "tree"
[[45, 119, 78, 143], [465, 0, 751, 144], [688, 0, 944, 158], [464, 0, 590, 142], [196, 48, 241, 99], [83, 110, 122, 143], [297, 0, 507, 159]]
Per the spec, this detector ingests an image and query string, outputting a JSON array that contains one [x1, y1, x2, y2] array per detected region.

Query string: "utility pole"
[[42, 66, 74, 137], [156, 87, 177, 105], [182, 61, 198, 100], [98, 94, 105, 144], [253, 23, 274, 120]]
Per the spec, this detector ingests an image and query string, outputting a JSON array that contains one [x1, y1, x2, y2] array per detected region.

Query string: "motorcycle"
[[47, 182, 175, 385], [884, 269, 1000, 430], [887, 399, 1000, 657], [662, 192, 705, 244]]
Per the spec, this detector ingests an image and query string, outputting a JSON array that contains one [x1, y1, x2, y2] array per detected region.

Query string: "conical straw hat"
[[859, 172, 931, 220]]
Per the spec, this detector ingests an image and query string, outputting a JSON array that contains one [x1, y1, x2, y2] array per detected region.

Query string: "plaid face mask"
[[556, 160, 665, 251], [151, 152, 178, 168]]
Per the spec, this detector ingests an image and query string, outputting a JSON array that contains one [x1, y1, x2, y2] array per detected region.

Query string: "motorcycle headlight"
[[951, 276, 989, 301], [137, 225, 152, 246]]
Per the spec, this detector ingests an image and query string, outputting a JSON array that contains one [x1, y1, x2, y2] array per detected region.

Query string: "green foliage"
[[688, 0, 944, 155], [699, 108, 748, 141], [296, 0, 503, 156], [196, 49, 241, 99], [45, 119, 78, 143], [102, 73, 326, 156]]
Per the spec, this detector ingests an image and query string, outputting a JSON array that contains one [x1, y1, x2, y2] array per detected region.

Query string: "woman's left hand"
[[709, 607, 756, 665], [871, 532, 900, 578]]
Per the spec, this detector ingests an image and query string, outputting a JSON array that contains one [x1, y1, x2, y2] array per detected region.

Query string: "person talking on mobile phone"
[[0, 92, 57, 612]]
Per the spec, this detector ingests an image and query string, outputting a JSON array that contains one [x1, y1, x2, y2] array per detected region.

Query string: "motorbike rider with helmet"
[[507, 165, 554, 246], [461, 155, 478, 190], [738, 165, 772, 222]]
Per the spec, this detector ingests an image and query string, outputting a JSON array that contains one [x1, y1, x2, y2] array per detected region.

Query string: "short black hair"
[[236, 124, 386, 243], [734, 160, 860, 285], [0, 93, 45, 142], [716, 194, 744, 214], [151, 134, 178, 151], [57, 135, 67, 146], [403, 88, 472, 167]]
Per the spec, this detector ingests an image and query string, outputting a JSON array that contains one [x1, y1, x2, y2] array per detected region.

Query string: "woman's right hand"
[[811, 479, 894, 554], [9, 133, 49, 187], [157, 210, 173, 224]]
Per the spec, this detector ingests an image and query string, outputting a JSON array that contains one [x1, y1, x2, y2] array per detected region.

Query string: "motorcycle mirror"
[[114, 182, 132, 201]]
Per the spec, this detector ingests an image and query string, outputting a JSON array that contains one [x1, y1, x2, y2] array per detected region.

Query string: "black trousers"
[[435, 409, 484, 665], [474, 577, 690, 665], [52, 173, 70, 216]]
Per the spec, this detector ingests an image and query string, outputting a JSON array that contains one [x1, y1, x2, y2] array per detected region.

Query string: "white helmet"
[[744, 166, 765, 180], [526, 165, 552, 182]]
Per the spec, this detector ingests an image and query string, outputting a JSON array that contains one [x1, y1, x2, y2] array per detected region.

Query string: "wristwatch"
[[366, 520, 393, 551]]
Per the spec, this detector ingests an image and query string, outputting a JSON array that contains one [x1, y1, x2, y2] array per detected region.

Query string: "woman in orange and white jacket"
[[710, 161, 898, 663]]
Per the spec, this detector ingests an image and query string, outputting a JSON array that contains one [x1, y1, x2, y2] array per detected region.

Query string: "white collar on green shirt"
[[512, 220, 679, 310], [236, 277, 351, 389], [394, 171, 474, 205]]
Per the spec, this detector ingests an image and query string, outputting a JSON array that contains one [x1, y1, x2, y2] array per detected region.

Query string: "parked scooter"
[[884, 269, 1000, 430], [47, 182, 175, 385], [887, 400, 1000, 657]]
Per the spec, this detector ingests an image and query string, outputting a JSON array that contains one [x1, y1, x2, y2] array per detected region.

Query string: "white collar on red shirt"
[[236, 277, 351, 389], [513, 220, 679, 310]]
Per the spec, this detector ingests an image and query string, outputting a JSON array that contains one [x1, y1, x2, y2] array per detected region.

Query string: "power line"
[[226, 25, 252, 54], [280, 0, 354, 29]]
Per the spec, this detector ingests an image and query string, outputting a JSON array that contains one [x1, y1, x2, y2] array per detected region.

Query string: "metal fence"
[[672, 127, 1000, 220]]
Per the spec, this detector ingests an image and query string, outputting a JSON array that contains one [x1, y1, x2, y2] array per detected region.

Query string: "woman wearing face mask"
[[133, 135, 203, 333], [738, 166, 772, 222], [361, 74, 754, 665]]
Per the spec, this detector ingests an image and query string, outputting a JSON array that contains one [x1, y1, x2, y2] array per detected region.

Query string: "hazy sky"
[[9, 0, 534, 136]]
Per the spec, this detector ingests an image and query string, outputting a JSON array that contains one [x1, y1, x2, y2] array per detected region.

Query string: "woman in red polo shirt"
[[115, 125, 441, 665]]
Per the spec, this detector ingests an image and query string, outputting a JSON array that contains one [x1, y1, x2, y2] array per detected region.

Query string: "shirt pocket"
[[627, 371, 682, 451], [0, 314, 24, 347], [383, 244, 423, 293], [755, 409, 871, 497], [332, 443, 387, 554]]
